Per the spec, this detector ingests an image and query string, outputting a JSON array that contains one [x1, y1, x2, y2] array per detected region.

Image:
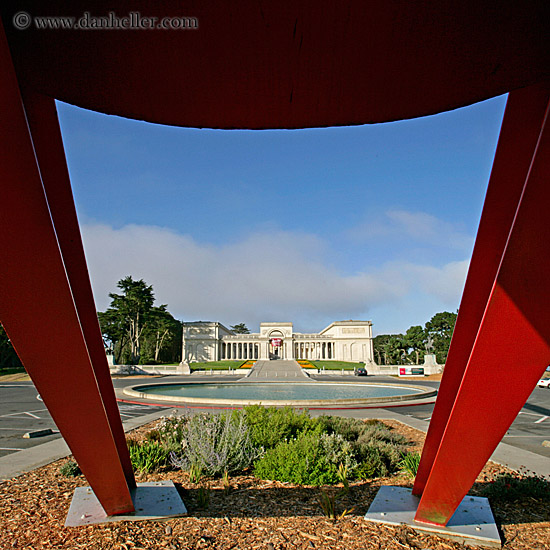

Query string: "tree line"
[[373, 311, 457, 365], [1, 280, 457, 369]]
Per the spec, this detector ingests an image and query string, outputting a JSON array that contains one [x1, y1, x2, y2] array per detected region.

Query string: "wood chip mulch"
[[1, 420, 549, 550]]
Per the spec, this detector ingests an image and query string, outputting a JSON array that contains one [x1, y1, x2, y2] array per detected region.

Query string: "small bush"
[[317, 416, 364, 441], [155, 414, 189, 453], [188, 463, 203, 484], [352, 422, 408, 478], [319, 416, 407, 447], [336, 463, 350, 493], [196, 484, 211, 509], [400, 452, 421, 478], [129, 440, 169, 473], [355, 446, 390, 479], [169, 411, 261, 476], [318, 488, 354, 520], [318, 488, 337, 518], [254, 430, 355, 485], [60, 460, 81, 477], [243, 406, 317, 449], [481, 470, 550, 501], [356, 422, 408, 447]]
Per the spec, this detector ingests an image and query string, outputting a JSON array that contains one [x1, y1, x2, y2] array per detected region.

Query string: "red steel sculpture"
[[0, 1, 548, 524]]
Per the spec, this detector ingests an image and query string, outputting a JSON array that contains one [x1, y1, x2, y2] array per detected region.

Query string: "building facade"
[[182, 321, 374, 363]]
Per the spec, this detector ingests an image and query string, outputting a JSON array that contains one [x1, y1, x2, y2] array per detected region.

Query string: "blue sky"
[[57, 94, 507, 335]]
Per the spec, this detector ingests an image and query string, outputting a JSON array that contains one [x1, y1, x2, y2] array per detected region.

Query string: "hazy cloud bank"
[[82, 222, 468, 333]]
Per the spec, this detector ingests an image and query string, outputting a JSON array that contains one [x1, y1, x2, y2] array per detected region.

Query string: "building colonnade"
[[217, 338, 338, 361], [220, 341, 259, 360]]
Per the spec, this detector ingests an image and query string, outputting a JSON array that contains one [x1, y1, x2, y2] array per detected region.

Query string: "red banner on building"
[[271, 338, 282, 347]]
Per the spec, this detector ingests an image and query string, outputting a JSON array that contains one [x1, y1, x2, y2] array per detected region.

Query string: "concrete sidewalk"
[[243, 360, 310, 381]]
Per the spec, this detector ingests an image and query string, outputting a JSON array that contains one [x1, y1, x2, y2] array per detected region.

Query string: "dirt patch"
[[0, 372, 30, 382], [0, 420, 548, 549]]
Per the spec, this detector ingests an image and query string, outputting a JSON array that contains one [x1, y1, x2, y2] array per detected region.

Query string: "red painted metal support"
[[413, 84, 550, 497], [20, 89, 136, 491], [414, 90, 550, 526], [0, 21, 134, 515]]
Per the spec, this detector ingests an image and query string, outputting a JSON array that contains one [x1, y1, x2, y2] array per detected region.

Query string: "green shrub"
[[243, 406, 317, 449], [60, 460, 81, 477], [129, 440, 169, 473], [152, 409, 411, 484], [356, 421, 408, 447], [318, 416, 407, 479], [355, 446, 390, 479], [317, 416, 364, 441], [319, 417, 407, 447], [400, 452, 421, 478], [481, 470, 550, 501], [169, 411, 261, 476], [254, 430, 355, 485]]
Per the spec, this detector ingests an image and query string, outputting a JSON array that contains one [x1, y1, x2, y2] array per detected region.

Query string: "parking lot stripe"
[[0, 427, 26, 431], [535, 415, 549, 424]]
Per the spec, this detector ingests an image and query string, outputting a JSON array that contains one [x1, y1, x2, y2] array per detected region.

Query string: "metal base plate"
[[365, 486, 501, 548], [65, 480, 187, 527]]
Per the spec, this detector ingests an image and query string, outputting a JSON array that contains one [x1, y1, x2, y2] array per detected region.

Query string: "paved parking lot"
[[0, 381, 169, 459], [395, 385, 550, 459]]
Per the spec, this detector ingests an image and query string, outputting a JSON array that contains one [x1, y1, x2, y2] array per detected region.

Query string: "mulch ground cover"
[[1, 419, 549, 550]]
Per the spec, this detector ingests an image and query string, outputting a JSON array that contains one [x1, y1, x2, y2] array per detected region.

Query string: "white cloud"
[[81, 222, 468, 333], [403, 260, 469, 304], [350, 209, 473, 251]]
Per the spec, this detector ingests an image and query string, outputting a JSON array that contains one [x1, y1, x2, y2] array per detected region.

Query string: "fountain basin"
[[123, 381, 437, 407]]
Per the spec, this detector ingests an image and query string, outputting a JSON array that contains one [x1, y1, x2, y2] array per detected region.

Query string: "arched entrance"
[[268, 330, 284, 359]]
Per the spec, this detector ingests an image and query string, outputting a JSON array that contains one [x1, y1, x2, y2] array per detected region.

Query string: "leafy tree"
[[141, 306, 182, 364], [373, 311, 457, 365], [231, 323, 250, 334], [404, 325, 426, 364], [425, 311, 457, 363], [373, 334, 407, 365], [0, 323, 23, 370], [98, 276, 181, 364]]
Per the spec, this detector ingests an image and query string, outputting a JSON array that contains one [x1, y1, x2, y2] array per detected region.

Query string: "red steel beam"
[[413, 84, 550, 496], [21, 89, 136, 491], [415, 92, 550, 526], [0, 20, 134, 515]]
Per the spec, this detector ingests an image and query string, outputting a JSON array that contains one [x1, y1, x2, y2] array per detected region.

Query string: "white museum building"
[[181, 321, 375, 363]]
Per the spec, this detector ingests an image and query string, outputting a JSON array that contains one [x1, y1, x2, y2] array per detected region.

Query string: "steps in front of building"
[[242, 360, 310, 381]]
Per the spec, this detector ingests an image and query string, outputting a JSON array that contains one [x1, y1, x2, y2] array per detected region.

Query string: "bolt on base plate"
[[364, 486, 501, 548], [65, 480, 187, 527]]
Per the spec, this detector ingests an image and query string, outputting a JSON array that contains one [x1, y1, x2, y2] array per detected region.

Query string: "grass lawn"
[[309, 360, 364, 370], [190, 360, 246, 370], [0, 366, 25, 375]]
